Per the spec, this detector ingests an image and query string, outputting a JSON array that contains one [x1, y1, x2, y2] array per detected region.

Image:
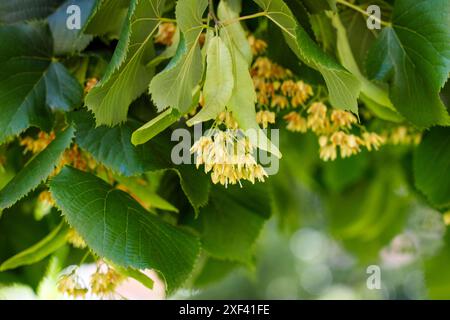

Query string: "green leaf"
[[131, 108, 181, 146], [0, 0, 64, 24], [70, 111, 171, 176], [0, 23, 81, 143], [301, 0, 336, 13], [331, 13, 399, 117], [85, 0, 165, 126], [366, 0, 450, 128], [84, 0, 131, 39], [198, 183, 271, 263], [309, 13, 336, 55], [253, 0, 361, 114], [0, 24, 52, 143], [44, 62, 84, 112], [0, 223, 69, 272], [49, 167, 201, 292], [149, 0, 208, 113], [187, 36, 234, 125], [70, 111, 210, 211], [174, 165, 210, 213], [194, 257, 238, 288], [147, 27, 181, 68], [48, 0, 96, 55], [339, 9, 376, 74], [414, 127, 450, 209], [114, 174, 179, 213], [217, 0, 253, 65], [0, 126, 75, 210]]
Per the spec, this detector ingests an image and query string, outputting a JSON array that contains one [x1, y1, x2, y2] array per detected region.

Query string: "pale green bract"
[[149, 0, 208, 113], [187, 36, 234, 125], [217, 0, 253, 66]]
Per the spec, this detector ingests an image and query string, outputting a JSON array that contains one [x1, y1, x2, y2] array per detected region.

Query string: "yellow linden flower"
[[281, 80, 296, 97], [248, 35, 267, 56], [319, 136, 337, 161], [307, 102, 327, 118], [191, 130, 268, 187], [57, 268, 88, 299], [256, 110, 276, 128], [90, 262, 124, 298], [271, 95, 289, 109], [252, 57, 291, 80], [390, 126, 410, 145], [217, 111, 239, 129], [284, 112, 307, 133], [330, 131, 347, 146], [362, 132, 385, 151], [340, 134, 363, 158], [320, 145, 338, 162], [20, 131, 56, 154], [67, 228, 87, 249], [38, 190, 55, 207], [307, 103, 328, 133], [155, 22, 176, 46], [290, 81, 314, 108], [84, 78, 98, 94], [330, 110, 357, 129]]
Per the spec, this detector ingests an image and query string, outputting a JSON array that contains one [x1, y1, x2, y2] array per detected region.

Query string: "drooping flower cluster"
[[387, 126, 422, 146], [57, 267, 89, 299], [283, 102, 386, 161], [247, 45, 315, 133], [89, 261, 124, 298], [251, 58, 314, 110], [190, 130, 268, 187], [57, 262, 124, 299]]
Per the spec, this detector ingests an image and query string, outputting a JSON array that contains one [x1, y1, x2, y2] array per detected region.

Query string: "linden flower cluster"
[[57, 267, 89, 299], [58, 262, 123, 299], [284, 102, 386, 161], [89, 262, 124, 298], [190, 130, 268, 187], [387, 126, 422, 145], [251, 58, 313, 110], [249, 50, 314, 130]]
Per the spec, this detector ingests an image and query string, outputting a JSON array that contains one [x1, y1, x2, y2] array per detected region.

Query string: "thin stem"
[[78, 250, 91, 266], [159, 17, 176, 23], [221, 11, 268, 26], [208, 0, 220, 25], [336, 0, 391, 27]]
